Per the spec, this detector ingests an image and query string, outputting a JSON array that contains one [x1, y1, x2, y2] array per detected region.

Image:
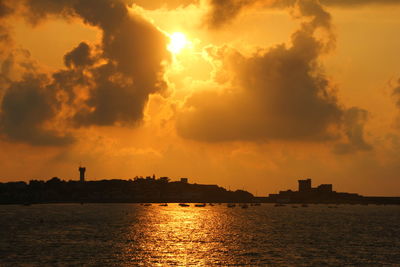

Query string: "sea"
[[0, 203, 399, 266]]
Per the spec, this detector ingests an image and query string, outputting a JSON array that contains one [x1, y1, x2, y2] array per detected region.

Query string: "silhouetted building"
[[0, 175, 256, 204], [79, 166, 86, 182], [268, 178, 364, 204], [298, 179, 312, 192], [317, 184, 333, 192], [159, 177, 170, 183]]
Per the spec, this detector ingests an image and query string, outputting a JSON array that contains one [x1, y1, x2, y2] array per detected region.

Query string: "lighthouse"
[[79, 166, 86, 182]]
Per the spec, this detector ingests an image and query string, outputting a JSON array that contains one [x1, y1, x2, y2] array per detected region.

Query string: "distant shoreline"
[[2, 202, 400, 206], [1, 177, 399, 205]]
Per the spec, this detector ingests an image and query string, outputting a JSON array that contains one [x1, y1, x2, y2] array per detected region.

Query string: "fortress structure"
[[267, 179, 361, 204], [298, 179, 333, 193]]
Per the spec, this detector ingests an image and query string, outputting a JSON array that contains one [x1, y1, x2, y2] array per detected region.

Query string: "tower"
[[298, 178, 312, 192], [79, 166, 86, 182]]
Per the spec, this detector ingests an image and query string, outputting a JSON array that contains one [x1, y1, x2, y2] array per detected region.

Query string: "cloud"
[[0, 0, 171, 145], [177, 0, 371, 153], [0, 74, 74, 146], [321, 0, 400, 7], [204, 0, 325, 29], [393, 78, 400, 109], [205, 0, 257, 29], [392, 78, 400, 128], [130, 0, 199, 10], [0, 0, 12, 18], [64, 42, 94, 69], [0, 0, 15, 44], [23, 0, 170, 127], [333, 107, 372, 154], [205, 0, 400, 29]]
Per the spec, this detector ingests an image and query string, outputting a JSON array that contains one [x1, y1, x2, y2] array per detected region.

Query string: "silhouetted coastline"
[[0, 176, 254, 204], [263, 179, 400, 205], [0, 172, 399, 205]]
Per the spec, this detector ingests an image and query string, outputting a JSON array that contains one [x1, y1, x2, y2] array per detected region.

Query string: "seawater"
[[0, 204, 399, 266]]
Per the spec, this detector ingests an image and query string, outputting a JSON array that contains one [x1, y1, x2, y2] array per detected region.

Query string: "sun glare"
[[168, 32, 188, 55]]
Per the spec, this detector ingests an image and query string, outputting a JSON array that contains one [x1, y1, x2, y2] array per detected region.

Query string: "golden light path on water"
[[118, 203, 400, 265], [124, 204, 230, 265], [2, 204, 399, 265]]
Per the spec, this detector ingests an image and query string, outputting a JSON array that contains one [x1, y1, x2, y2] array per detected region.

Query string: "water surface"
[[1, 204, 399, 266]]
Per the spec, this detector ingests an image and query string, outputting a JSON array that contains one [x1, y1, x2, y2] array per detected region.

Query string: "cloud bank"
[[0, 0, 170, 146], [177, 0, 371, 153], [205, 0, 400, 28]]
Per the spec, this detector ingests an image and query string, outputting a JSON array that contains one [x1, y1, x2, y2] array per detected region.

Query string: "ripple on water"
[[0, 204, 400, 266]]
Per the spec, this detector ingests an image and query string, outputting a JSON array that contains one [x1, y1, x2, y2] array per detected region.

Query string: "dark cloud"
[[72, 63, 150, 126], [178, 0, 340, 142], [130, 0, 199, 10], [0, 0, 13, 18], [392, 78, 400, 129], [393, 78, 400, 108], [205, 0, 400, 28], [0, 45, 76, 148], [21, 0, 170, 127], [333, 107, 372, 154], [177, 0, 371, 152], [0, 0, 15, 44], [321, 0, 400, 7], [64, 42, 93, 69], [205, 0, 255, 29], [0, 75, 74, 146], [0, 0, 170, 145]]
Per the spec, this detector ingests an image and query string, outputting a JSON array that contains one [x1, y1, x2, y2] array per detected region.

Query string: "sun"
[[167, 32, 188, 55]]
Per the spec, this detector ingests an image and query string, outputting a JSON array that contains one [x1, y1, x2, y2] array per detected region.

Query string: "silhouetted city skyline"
[[0, 167, 399, 205]]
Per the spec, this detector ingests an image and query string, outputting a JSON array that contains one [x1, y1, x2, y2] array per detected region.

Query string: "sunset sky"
[[0, 0, 400, 196]]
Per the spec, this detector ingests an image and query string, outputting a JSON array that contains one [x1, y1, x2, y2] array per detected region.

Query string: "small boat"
[[159, 203, 168, 206], [179, 203, 190, 207], [195, 203, 206, 207], [143, 203, 152, 206], [227, 203, 236, 208], [301, 204, 309, 207], [208, 203, 215, 206], [251, 203, 261, 206]]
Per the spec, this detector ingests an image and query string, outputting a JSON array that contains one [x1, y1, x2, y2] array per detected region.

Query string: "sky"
[[0, 0, 400, 196]]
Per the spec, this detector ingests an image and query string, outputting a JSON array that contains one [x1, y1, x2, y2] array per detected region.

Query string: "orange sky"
[[0, 0, 400, 196]]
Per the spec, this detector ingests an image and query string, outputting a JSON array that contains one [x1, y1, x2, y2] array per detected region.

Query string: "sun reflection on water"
[[123, 204, 231, 265], [2, 204, 400, 265]]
